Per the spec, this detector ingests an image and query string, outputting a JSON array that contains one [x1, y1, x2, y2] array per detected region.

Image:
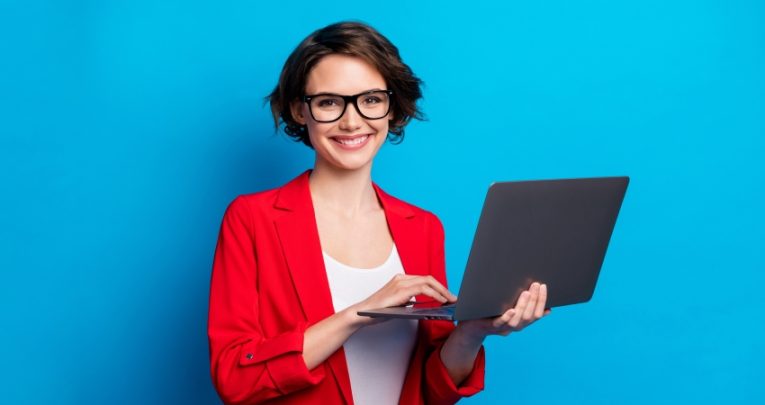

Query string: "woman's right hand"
[[347, 274, 458, 327]]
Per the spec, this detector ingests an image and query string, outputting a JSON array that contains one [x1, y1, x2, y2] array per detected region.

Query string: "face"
[[291, 54, 391, 173]]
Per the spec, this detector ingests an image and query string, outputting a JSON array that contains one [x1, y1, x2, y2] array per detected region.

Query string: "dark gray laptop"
[[358, 176, 629, 321]]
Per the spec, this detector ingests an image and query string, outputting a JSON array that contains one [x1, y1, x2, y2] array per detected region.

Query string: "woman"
[[208, 21, 549, 405]]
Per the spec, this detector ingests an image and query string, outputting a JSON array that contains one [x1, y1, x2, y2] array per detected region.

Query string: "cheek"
[[372, 117, 390, 134], [305, 122, 331, 144], [305, 126, 320, 146], [379, 123, 390, 140]]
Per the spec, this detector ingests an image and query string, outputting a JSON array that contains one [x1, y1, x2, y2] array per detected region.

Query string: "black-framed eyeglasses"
[[302, 90, 393, 123]]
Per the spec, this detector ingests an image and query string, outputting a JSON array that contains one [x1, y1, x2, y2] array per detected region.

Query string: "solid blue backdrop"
[[1, 0, 763, 403]]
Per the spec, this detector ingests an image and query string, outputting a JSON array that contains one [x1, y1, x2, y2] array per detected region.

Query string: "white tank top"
[[323, 245, 418, 405]]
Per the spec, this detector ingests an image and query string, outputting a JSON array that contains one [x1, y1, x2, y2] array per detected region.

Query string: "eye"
[[317, 98, 339, 107], [362, 96, 383, 105]]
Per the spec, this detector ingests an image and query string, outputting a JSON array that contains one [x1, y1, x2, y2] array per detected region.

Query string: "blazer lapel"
[[273, 171, 335, 324], [373, 184, 429, 279], [272, 171, 353, 404]]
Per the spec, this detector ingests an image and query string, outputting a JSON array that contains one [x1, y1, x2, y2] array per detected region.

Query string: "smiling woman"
[[268, 21, 424, 147], [207, 21, 548, 405], [291, 54, 393, 172]]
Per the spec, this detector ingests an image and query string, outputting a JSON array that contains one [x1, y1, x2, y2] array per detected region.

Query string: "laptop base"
[[357, 304, 457, 321]]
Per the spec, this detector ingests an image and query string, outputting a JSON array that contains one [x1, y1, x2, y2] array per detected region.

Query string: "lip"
[[330, 133, 373, 150]]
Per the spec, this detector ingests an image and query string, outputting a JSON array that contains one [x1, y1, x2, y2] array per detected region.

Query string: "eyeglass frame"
[[301, 89, 394, 123]]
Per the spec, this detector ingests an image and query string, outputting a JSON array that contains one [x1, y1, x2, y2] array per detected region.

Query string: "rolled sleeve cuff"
[[238, 323, 325, 395], [426, 344, 486, 401]]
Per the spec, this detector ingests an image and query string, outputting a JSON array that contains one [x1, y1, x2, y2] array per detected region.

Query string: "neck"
[[309, 159, 380, 217]]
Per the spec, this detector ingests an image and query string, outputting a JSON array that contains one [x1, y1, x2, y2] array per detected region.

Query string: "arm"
[[414, 214, 486, 404], [208, 197, 328, 404], [439, 326, 485, 385], [302, 308, 361, 369]]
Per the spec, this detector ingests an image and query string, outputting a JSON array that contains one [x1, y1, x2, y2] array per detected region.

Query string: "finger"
[[492, 309, 515, 328], [522, 283, 540, 321], [534, 283, 548, 318], [499, 322, 515, 336], [510, 291, 530, 327], [386, 274, 413, 287], [391, 273, 415, 282], [544, 309, 551, 316], [423, 275, 458, 302], [406, 284, 450, 303], [402, 276, 455, 302]]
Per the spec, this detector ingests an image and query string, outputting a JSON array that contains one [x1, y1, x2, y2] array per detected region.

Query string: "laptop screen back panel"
[[454, 177, 629, 321]]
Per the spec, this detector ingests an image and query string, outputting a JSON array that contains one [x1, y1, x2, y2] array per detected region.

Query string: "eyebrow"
[[308, 88, 386, 96]]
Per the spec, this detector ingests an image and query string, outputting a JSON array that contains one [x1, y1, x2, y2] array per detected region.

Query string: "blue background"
[[1, 0, 763, 403]]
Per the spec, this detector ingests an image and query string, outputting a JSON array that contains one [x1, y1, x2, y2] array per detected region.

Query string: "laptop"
[[357, 176, 629, 321]]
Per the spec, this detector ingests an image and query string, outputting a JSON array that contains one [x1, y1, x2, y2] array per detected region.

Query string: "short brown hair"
[[267, 21, 424, 147]]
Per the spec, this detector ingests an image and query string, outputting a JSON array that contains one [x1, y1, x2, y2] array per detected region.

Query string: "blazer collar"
[[271, 170, 424, 405]]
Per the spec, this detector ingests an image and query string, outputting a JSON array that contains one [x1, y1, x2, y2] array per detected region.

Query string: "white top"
[[323, 245, 418, 405]]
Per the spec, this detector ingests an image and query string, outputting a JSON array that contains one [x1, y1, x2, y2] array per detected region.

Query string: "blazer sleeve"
[[420, 213, 486, 404], [207, 196, 325, 404]]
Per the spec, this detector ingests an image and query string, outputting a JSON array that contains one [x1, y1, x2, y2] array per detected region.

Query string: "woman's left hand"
[[457, 282, 551, 339], [440, 282, 551, 385]]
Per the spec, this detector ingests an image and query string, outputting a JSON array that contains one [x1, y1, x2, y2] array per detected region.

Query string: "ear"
[[290, 101, 307, 125], [388, 114, 401, 131]]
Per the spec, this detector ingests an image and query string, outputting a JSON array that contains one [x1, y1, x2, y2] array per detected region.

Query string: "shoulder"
[[390, 193, 441, 221], [228, 187, 280, 212], [221, 173, 303, 224], [222, 186, 277, 217]]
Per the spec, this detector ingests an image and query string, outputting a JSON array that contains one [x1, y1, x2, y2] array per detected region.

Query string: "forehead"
[[305, 54, 386, 95]]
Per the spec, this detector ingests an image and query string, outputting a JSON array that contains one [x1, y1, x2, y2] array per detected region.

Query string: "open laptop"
[[357, 176, 629, 321]]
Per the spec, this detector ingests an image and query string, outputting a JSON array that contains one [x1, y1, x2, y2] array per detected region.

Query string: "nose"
[[338, 101, 363, 131]]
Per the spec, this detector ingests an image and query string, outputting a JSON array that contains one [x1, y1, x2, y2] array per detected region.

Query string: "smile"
[[330, 134, 371, 149]]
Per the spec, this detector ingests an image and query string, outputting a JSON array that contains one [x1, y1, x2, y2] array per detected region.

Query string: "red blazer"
[[208, 170, 485, 404]]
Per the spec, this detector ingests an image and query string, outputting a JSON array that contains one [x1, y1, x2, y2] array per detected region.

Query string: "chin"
[[330, 156, 375, 172]]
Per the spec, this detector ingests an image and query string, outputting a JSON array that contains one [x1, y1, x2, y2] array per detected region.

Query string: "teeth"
[[337, 135, 368, 146]]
